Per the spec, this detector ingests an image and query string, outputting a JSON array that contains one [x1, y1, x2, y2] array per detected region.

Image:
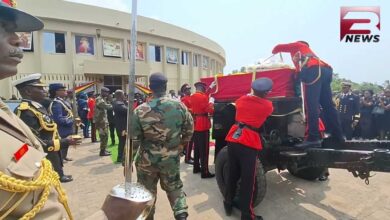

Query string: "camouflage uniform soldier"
[[133, 72, 194, 220], [94, 87, 112, 156]]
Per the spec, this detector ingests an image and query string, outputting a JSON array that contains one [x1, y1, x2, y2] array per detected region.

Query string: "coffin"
[[201, 68, 297, 102]]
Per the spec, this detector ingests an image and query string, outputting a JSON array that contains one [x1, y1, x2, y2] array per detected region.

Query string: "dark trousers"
[[341, 117, 353, 140], [116, 128, 126, 162], [90, 119, 97, 142], [60, 143, 69, 160], [185, 136, 194, 162], [301, 66, 343, 141], [360, 115, 373, 139], [47, 152, 64, 177], [226, 142, 258, 220], [109, 122, 116, 144], [82, 117, 90, 138], [214, 137, 227, 162], [193, 131, 210, 174]]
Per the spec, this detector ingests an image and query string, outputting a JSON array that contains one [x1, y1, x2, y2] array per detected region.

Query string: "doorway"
[[103, 76, 122, 93]]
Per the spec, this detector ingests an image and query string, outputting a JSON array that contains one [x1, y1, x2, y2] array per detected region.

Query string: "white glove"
[[209, 80, 217, 89], [209, 97, 215, 104]]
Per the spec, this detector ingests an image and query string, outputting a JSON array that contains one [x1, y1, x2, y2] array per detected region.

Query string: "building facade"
[[0, 0, 226, 98]]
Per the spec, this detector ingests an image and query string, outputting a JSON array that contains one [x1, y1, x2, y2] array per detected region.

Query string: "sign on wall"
[[75, 35, 94, 55], [166, 47, 178, 64], [103, 38, 123, 58]]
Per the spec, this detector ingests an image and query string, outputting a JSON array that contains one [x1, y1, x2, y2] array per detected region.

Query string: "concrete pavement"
[[62, 141, 390, 220]]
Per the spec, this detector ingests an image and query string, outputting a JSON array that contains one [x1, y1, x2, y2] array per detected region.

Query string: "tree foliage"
[[331, 73, 386, 94]]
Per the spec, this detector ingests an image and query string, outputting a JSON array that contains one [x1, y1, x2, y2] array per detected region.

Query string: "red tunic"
[[190, 92, 214, 131], [272, 41, 331, 72], [87, 98, 95, 119], [181, 95, 192, 111], [226, 95, 273, 150]]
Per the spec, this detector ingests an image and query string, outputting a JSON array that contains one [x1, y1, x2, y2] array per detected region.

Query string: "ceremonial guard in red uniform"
[[224, 78, 274, 220], [190, 82, 215, 178], [180, 83, 194, 164], [272, 41, 344, 148]]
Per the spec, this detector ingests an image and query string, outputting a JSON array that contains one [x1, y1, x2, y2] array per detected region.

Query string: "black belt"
[[194, 113, 208, 117], [235, 122, 259, 132]]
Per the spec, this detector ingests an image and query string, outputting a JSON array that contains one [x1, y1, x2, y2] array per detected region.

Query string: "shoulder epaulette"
[[18, 102, 30, 111]]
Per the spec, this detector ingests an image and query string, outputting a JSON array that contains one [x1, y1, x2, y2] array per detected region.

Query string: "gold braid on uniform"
[[49, 99, 74, 119], [16, 102, 61, 151], [0, 159, 73, 220]]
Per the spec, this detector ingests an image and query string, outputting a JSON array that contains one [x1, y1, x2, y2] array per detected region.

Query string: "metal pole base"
[[108, 183, 154, 220]]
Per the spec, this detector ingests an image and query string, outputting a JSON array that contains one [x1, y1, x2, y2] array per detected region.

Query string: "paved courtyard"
[[62, 141, 390, 220]]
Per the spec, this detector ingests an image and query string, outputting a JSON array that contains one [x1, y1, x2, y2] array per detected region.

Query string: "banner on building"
[[75, 35, 94, 55], [127, 41, 145, 60], [103, 38, 123, 58]]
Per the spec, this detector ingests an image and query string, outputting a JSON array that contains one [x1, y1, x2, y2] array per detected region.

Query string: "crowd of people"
[[334, 82, 390, 141]]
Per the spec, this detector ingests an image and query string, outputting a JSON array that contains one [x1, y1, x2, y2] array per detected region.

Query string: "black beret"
[[101, 87, 110, 92], [149, 72, 167, 84], [194, 82, 207, 88], [251, 78, 273, 92]]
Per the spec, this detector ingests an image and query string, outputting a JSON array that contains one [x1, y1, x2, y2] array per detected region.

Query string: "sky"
[[68, 0, 389, 84]]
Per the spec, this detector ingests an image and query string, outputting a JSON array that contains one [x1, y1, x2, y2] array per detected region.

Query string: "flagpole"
[[108, 3, 153, 219], [123, 0, 138, 196]]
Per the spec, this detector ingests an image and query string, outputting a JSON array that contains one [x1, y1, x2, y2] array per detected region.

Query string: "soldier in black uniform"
[[112, 90, 128, 163], [335, 82, 360, 140], [13, 74, 79, 182], [107, 93, 116, 146]]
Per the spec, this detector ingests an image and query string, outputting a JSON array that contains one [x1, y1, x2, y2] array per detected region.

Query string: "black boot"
[[185, 159, 194, 165], [223, 201, 233, 216], [193, 166, 201, 174], [60, 175, 73, 183], [175, 212, 188, 220], [201, 172, 215, 179], [100, 150, 111, 156]]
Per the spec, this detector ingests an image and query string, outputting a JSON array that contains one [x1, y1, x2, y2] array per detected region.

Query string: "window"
[[43, 32, 65, 53], [181, 51, 189, 65], [211, 60, 215, 72], [148, 45, 161, 62], [193, 54, 199, 67], [203, 56, 209, 69], [104, 76, 122, 92]]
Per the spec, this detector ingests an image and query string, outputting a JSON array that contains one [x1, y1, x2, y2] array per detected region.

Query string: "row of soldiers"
[[335, 82, 390, 140], [0, 1, 140, 219]]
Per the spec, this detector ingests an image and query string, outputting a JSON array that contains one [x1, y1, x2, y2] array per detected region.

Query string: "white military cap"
[[13, 73, 46, 89]]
